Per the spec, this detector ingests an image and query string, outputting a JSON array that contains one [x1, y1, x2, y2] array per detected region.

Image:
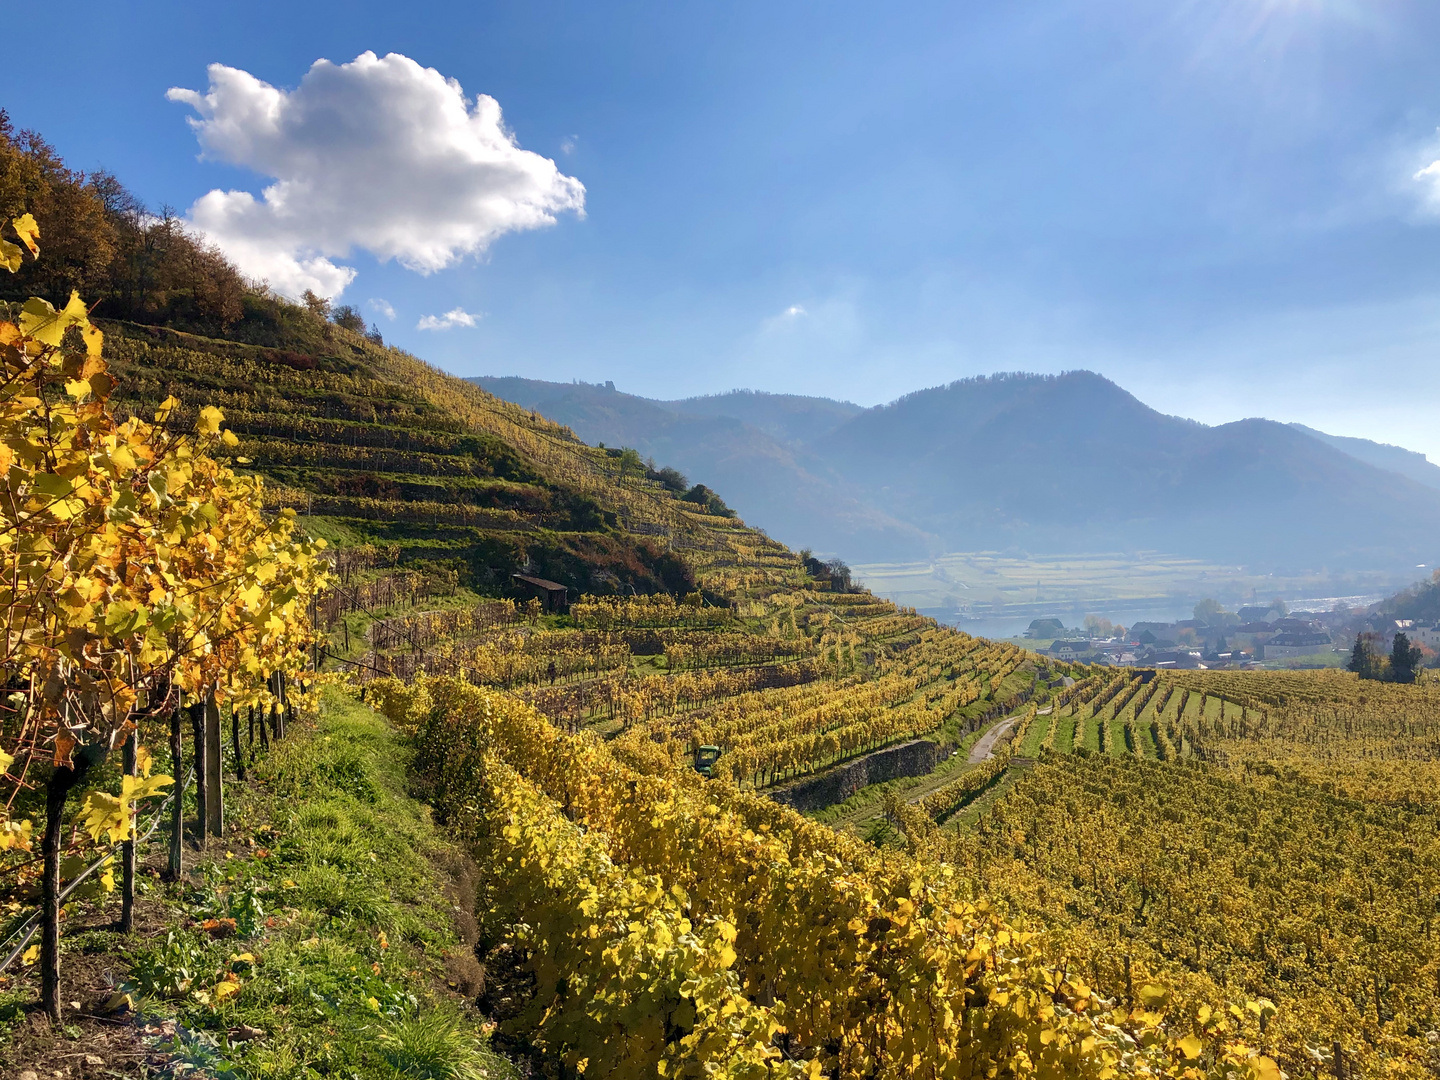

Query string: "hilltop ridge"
[[815, 371, 1440, 568], [479, 370, 1440, 572]]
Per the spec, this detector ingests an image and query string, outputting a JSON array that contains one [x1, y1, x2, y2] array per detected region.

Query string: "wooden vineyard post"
[[191, 700, 208, 843], [311, 595, 321, 671], [231, 704, 247, 782], [41, 727, 92, 1022], [277, 671, 289, 740], [266, 672, 280, 742], [205, 688, 224, 837], [167, 705, 183, 880], [120, 729, 137, 932]]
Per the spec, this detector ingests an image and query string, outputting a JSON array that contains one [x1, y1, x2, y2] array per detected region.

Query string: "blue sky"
[[9, 0, 1440, 459]]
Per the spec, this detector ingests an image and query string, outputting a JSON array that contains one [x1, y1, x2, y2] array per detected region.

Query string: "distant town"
[[1027, 600, 1440, 669]]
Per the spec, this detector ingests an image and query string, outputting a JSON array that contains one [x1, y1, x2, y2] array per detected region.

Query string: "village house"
[[1260, 631, 1334, 659]]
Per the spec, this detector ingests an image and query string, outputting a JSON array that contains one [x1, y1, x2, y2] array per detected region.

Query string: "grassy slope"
[[2, 691, 514, 1079]]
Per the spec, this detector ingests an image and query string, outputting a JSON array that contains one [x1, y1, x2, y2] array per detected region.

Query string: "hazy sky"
[[10, 0, 1440, 459]]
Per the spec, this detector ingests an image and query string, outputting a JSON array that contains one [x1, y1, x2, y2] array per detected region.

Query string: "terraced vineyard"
[[86, 309, 1440, 1076], [104, 321, 702, 596]]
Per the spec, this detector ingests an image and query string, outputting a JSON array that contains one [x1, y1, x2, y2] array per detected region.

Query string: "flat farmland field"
[[852, 550, 1400, 621]]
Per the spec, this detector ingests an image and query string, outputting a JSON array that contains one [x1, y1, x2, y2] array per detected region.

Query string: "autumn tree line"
[[0, 112, 376, 346]]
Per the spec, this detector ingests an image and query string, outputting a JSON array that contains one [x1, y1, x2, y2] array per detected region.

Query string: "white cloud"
[[368, 297, 397, 320], [758, 303, 813, 334], [417, 307, 480, 331], [1415, 158, 1440, 209], [168, 51, 586, 300], [560, 135, 578, 155]]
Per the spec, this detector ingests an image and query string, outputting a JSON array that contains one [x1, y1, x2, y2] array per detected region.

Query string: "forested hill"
[[480, 369, 1440, 571], [813, 371, 1440, 568]]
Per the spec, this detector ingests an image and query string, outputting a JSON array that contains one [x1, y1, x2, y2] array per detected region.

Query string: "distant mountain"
[[1288, 423, 1440, 492], [469, 378, 934, 560], [809, 372, 1440, 570], [475, 371, 1440, 572]]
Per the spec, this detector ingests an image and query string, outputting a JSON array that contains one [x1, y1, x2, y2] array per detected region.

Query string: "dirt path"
[[966, 705, 1052, 763], [968, 717, 1018, 763]]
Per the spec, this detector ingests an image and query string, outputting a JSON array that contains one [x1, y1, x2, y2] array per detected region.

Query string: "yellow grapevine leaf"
[[12, 213, 39, 256], [154, 395, 181, 423], [97, 991, 132, 1015], [197, 405, 224, 434], [82, 321, 104, 358], [214, 975, 242, 1002], [20, 291, 89, 347], [1177, 1034, 1203, 1060], [122, 773, 172, 802], [21, 944, 38, 966], [0, 818, 33, 851], [29, 472, 74, 500], [135, 745, 153, 777], [0, 745, 12, 774], [0, 237, 21, 274], [1137, 983, 1168, 1008], [79, 789, 129, 844]]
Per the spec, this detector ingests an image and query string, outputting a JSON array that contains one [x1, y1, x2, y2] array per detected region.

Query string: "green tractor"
[[693, 745, 721, 777]]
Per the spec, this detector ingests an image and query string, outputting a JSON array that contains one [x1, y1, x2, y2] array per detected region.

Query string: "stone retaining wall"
[[769, 739, 943, 813]]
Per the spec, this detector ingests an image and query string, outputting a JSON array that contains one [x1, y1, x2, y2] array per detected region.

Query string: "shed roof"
[[511, 573, 568, 593]]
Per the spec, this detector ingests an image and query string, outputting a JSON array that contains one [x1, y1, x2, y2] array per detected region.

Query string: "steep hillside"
[[102, 321, 728, 598], [811, 371, 1440, 570], [472, 376, 934, 560], [1377, 570, 1440, 625]]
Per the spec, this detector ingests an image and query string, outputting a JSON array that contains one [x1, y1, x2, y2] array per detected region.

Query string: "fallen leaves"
[[214, 974, 242, 1002]]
